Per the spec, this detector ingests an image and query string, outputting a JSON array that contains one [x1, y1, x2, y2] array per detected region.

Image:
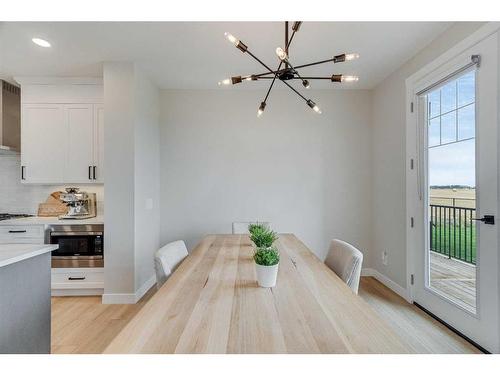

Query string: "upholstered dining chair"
[[154, 240, 188, 289], [324, 239, 364, 294], [232, 221, 270, 234]]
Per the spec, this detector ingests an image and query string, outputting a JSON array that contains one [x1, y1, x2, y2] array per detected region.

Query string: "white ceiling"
[[0, 22, 452, 90]]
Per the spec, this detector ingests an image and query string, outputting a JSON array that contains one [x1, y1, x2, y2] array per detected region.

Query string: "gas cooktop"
[[0, 213, 34, 221]]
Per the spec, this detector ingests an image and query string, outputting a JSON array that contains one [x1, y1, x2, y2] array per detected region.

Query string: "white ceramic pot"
[[255, 263, 279, 288]]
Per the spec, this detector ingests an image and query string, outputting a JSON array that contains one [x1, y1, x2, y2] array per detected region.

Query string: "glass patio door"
[[412, 33, 499, 353]]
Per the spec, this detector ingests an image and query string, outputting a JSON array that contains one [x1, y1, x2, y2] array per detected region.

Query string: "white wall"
[[371, 22, 486, 288], [134, 70, 160, 292], [103, 62, 136, 298], [160, 89, 373, 262], [103, 62, 160, 303], [0, 155, 104, 214]]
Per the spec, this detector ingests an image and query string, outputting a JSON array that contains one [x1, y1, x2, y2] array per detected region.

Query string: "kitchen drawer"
[[0, 225, 45, 243], [0, 225, 44, 237], [51, 267, 104, 289]]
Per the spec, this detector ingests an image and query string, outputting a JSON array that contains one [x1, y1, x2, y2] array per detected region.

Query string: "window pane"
[[429, 117, 440, 147], [428, 91, 440, 118], [458, 104, 475, 140], [458, 71, 475, 107], [441, 81, 457, 113], [441, 111, 456, 144]]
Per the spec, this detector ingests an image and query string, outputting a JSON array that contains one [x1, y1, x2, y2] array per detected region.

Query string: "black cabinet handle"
[[88, 166, 92, 180], [21, 166, 26, 180], [9, 230, 27, 233], [68, 277, 86, 281], [93, 166, 97, 180]]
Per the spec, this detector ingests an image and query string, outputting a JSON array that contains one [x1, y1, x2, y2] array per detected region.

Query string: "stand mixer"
[[58, 187, 97, 219]]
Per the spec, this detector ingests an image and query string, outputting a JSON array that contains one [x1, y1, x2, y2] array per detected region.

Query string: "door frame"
[[405, 22, 500, 302]]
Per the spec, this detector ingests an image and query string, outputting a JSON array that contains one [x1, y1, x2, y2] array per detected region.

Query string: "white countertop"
[[0, 215, 104, 226], [0, 244, 58, 268]]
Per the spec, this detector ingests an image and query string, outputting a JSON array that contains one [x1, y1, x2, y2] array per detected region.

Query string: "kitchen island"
[[0, 244, 57, 354]]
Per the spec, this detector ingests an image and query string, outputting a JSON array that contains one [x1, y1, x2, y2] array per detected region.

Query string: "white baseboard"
[[52, 288, 103, 297], [101, 292, 136, 304], [102, 274, 156, 304], [362, 268, 411, 302]]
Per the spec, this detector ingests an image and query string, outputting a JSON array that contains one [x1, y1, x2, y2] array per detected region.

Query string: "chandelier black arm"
[[253, 57, 336, 78], [257, 76, 332, 80], [245, 50, 277, 76], [263, 60, 284, 102], [280, 80, 308, 102]]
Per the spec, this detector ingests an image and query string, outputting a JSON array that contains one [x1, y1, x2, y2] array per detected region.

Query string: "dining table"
[[104, 234, 412, 353]]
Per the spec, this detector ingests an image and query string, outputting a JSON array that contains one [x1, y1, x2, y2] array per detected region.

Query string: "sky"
[[427, 70, 475, 187]]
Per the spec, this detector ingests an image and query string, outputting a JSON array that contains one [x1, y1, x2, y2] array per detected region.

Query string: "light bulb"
[[224, 32, 239, 46], [276, 47, 288, 61], [341, 75, 359, 82], [218, 78, 231, 86], [302, 80, 310, 89], [306, 99, 321, 114], [345, 53, 360, 61], [257, 102, 266, 117]]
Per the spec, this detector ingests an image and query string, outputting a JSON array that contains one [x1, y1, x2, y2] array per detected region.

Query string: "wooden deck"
[[430, 252, 476, 312]]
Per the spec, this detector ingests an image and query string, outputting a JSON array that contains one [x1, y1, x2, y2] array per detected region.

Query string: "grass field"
[[430, 222, 476, 264], [429, 187, 477, 264]]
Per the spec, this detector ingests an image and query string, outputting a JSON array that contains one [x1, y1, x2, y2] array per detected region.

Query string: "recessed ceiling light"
[[32, 38, 51, 48]]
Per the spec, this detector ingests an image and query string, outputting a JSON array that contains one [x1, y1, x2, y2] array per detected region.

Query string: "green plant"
[[248, 223, 267, 235], [250, 227, 278, 248], [254, 246, 280, 266]]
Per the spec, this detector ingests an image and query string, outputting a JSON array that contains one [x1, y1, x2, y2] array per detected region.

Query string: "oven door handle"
[[50, 231, 103, 236]]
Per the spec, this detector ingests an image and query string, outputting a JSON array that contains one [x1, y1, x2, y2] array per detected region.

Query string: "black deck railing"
[[429, 204, 476, 265]]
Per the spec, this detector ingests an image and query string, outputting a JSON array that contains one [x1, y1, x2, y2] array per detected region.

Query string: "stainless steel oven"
[[46, 224, 104, 268]]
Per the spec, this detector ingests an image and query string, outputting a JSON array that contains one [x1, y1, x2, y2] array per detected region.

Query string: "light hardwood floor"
[[359, 277, 481, 354], [51, 287, 156, 354], [50, 277, 481, 354]]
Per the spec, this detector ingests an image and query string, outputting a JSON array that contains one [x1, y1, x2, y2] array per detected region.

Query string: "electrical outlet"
[[382, 251, 388, 266]]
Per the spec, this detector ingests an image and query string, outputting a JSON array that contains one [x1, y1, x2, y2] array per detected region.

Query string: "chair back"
[[324, 239, 364, 294], [232, 221, 270, 234], [154, 240, 188, 288]]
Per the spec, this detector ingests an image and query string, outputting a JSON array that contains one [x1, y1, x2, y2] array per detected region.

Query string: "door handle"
[[68, 277, 86, 281], [9, 230, 27, 233], [472, 215, 495, 225], [88, 166, 92, 180], [21, 166, 26, 180], [93, 166, 97, 180]]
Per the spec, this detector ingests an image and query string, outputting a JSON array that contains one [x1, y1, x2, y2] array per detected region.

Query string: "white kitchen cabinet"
[[21, 103, 104, 184], [15, 77, 104, 185], [66, 104, 94, 183], [0, 225, 45, 244], [21, 104, 66, 183], [51, 268, 104, 296], [93, 104, 104, 183]]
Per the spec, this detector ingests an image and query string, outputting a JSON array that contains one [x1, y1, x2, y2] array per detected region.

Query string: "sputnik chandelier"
[[219, 21, 360, 116]]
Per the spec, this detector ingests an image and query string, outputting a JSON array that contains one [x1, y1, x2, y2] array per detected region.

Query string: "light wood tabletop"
[[104, 234, 412, 354]]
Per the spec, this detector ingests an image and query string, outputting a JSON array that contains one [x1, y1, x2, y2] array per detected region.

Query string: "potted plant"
[[253, 246, 280, 287], [248, 224, 280, 287]]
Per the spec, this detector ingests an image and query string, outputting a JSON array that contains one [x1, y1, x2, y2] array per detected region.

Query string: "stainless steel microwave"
[[46, 224, 104, 268]]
